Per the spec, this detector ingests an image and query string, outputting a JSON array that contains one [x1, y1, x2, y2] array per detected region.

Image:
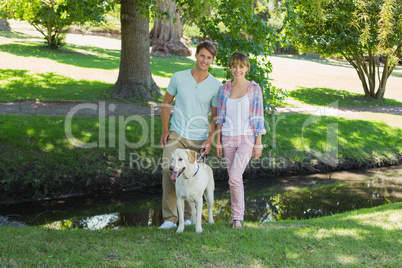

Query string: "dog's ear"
[[186, 150, 196, 164]]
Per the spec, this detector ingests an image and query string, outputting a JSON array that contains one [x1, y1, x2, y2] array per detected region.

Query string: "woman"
[[215, 51, 266, 229]]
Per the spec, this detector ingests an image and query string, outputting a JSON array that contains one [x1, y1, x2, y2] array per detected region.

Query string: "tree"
[[149, 0, 191, 57], [284, 0, 402, 99], [112, 0, 161, 100], [183, 0, 285, 110], [0, 19, 11, 30], [1, 0, 114, 49], [114, 0, 285, 103]]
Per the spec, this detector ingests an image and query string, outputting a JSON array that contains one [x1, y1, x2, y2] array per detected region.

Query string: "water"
[[1, 166, 401, 230]]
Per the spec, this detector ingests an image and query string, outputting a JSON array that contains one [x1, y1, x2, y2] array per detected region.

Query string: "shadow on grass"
[[150, 55, 195, 78], [275, 113, 402, 163], [150, 54, 226, 79], [273, 54, 402, 79], [0, 69, 113, 101], [289, 87, 402, 107], [272, 53, 354, 69], [0, 113, 163, 199], [0, 30, 40, 40], [392, 68, 402, 78], [0, 40, 225, 79], [275, 203, 402, 267], [0, 41, 121, 70]]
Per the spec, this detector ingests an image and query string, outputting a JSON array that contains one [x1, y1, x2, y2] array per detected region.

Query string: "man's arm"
[[160, 92, 175, 148], [201, 106, 217, 154]]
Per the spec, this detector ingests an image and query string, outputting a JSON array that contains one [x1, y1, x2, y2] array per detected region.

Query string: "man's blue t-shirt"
[[167, 69, 221, 140]]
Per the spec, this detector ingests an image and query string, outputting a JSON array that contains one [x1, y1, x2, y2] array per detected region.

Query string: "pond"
[[1, 166, 401, 230]]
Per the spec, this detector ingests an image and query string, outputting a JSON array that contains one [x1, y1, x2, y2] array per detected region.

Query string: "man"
[[159, 41, 221, 229]]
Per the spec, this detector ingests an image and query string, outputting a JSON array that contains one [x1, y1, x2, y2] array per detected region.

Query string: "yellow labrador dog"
[[170, 148, 214, 233]]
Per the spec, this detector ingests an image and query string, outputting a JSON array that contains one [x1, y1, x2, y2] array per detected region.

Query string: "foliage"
[[283, 0, 402, 99], [254, 0, 271, 21], [0, 0, 115, 49]]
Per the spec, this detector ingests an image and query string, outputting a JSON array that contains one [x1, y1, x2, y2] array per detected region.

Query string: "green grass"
[[0, 114, 163, 199], [273, 53, 402, 79], [0, 38, 225, 78], [0, 42, 121, 70], [151, 54, 225, 79], [0, 29, 39, 39], [1, 202, 401, 267], [0, 69, 113, 101], [290, 87, 402, 107], [0, 66, 223, 102], [1, 113, 401, 199], [268, 113, 402, 164], [0, 40, 225, 102], [1, 22, 401, 201]]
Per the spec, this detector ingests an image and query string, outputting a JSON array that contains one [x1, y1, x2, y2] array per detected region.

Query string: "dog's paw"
[[209, 219, 214, 224], [195, 227, 203, 233], [176, 227, 184, 233]]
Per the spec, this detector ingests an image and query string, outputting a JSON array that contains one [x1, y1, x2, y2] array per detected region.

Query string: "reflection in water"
[[269, 177, 401, 221], [1, 173, 401, 230]]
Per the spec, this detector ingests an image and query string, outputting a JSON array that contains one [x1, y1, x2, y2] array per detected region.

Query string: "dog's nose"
[[169, 165, 173, 171]]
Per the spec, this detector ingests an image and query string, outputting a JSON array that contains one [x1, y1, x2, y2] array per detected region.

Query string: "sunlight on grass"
[[0, 69, 113, 101], [44, 143, 55, 152], [346, 209, 402, 230], [290, 87, 402, 107], [26, 128, 35, 136], [274, 113, 402, 163], [336, 255, 358, 265], [0, 42, 120, 70], [289, 137, 304, 150], [299, 228, 368, 240], [286, 252, 301, 260]]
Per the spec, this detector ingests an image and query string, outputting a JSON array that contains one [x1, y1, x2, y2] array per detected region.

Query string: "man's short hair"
[[196, 41, 217, 57]]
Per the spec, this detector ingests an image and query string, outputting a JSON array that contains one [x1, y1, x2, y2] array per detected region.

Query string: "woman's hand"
[[215, 143, 223, 158], [252, 144, 262, 160]]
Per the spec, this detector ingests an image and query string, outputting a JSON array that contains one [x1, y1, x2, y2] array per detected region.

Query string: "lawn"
[[289, 87, 402, 107], [1, 202, 401, 267], [0, 40, 225, 102], [1, 112, 401, 200]]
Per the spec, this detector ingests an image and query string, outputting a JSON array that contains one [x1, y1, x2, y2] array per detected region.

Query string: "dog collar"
[[192, 162, 200, 177]]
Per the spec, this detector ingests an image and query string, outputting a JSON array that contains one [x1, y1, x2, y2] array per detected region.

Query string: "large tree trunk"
[[0, 19, 11, 31], [149, 0, 191, 57], [113, 0, 161, 101]]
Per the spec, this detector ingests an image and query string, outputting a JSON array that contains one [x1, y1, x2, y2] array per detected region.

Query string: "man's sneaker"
[[158, 221, 177, 229], [184, 220, 192, 226]]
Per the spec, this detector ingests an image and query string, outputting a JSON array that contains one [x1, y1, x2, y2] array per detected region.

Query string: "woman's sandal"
[[232, 220, 242, 229]]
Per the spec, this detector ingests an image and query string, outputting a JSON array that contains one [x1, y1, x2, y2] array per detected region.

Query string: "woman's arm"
[[215, 123, 223, 158], [201, 106, 217, 155]]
